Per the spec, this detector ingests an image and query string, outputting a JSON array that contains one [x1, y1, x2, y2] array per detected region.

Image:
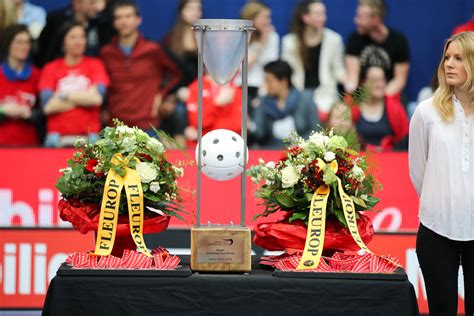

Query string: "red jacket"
[[351, 95, 409, 151], [100, 35, 182, 129], [0, 65, 41, 145], [186, 75, 242, 141]]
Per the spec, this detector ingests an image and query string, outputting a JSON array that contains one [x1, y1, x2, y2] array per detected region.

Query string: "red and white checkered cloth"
[[263, 252, 400, 273], [65, 248, 181, 270]]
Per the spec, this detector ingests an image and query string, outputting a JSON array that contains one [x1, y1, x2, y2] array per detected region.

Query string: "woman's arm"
[[408, 106, 428, 197], [64, 84, 106, 107], [41, 89, 74, 115]]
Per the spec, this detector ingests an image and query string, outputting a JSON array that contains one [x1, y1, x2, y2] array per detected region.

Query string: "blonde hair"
[[432, 31, 474, 122], [240, 2, 269, 43], [0, 0, 16, 29]]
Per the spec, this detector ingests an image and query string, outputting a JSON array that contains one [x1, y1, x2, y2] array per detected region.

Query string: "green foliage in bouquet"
[[56, 120, 185, 219], [248, 129, 381, 227]]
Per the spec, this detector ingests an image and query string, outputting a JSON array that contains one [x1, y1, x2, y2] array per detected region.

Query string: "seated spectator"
[[253, 60, 320, 149], [0, 24, 41, 146], [14, 0, 46, 40], [39, 21, 109, 147], [282, 0, 347, 119], [234, 1, 279, 114], [185, 73, 242, 146], [349, 65, 409, 151]]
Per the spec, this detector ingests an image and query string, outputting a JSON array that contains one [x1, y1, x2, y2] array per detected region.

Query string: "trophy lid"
[[193, 19, 254, 85]]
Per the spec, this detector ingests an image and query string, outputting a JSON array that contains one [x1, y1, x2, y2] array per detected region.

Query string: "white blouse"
[[234, 31, 280, 89], [409, 96, 474, 240]]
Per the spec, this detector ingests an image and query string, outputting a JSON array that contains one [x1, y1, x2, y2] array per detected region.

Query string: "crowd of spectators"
[[0, 0, 472, 150]]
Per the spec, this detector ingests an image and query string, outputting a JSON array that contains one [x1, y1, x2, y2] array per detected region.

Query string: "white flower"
[[116, 125, 135, 136], [258, 158, 265, 165], [136, 162, 158, 183], [351, 165, 365, 181], [146, 206, 165, 216], [265, 161, 276, 169], [146, 138, 164, 154], [324, 151, 336, 162], [122, 135, 136, 151], [173, 166, 184, 177], [59, 167, 72, 174], [149, 181, 161, 193], [309, 133, 329, 148], [281, 165, 299, 188], [74, 138, 86, 147]]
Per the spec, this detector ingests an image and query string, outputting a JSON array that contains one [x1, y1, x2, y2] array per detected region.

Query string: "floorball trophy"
[[191, 19, 254, 272]]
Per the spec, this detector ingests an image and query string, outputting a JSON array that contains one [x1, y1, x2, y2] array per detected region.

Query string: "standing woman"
[[282, 0, 348, 119], [38, 21, 109, 147], [0, 24, 41, 146], [235, 1, 279, 110], [409, 31, 474, 315], [162, 0, 202, 99]]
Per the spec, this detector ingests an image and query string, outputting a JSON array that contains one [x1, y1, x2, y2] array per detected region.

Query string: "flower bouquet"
[[57, 121, 185, 257], [249, 129, 385, 270]]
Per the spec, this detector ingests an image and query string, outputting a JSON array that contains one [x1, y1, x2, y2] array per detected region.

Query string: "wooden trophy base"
[[191, 225, 251, 272]]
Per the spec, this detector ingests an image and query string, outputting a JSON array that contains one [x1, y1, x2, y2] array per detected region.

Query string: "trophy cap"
[[193, 19, 254, 85]]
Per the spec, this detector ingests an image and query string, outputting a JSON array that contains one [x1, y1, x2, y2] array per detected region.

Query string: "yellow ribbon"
[[297, 158, 381, 270], [92, 153, 152, 257], [297, 159, 336, 270]]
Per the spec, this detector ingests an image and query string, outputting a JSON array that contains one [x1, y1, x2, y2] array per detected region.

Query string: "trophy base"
[[191, 225, 251, 272]]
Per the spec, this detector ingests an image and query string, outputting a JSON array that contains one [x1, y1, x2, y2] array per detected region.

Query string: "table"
[[42, 263, 419, 316]]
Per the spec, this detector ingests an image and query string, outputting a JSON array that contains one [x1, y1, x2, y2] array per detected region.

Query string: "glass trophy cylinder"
[[191, 19, 254, 272]]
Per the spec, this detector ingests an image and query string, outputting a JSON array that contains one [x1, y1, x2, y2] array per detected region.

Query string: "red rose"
[[136, 153, 153, 162], [85, 159, 98, 172], [85, 159, 104, 177]]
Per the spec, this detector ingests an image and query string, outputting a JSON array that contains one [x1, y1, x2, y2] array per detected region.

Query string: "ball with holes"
[[195, 129, 248, 181]]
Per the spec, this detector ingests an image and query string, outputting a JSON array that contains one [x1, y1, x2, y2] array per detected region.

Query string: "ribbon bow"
[[297, 158, 379, 270], [91, 153, 153, 257]]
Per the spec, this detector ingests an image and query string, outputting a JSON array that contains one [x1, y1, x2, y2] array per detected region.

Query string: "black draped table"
[[42, 261, 419, 316]]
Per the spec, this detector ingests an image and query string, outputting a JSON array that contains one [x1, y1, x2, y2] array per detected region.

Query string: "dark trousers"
[[416, 224, 474, 316]]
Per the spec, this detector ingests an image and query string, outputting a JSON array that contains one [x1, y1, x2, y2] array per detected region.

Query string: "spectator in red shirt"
[[100, 1, 182, 134], [0, 24, 41, 146], [39, 21, 109, 147], [184, 73, 242, 147]]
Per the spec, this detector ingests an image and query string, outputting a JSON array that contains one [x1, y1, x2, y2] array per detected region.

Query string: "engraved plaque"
[[196, 234, 244, 263]]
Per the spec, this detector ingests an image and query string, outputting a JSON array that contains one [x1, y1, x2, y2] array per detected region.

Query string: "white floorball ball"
[[196, 129, 248, 181]]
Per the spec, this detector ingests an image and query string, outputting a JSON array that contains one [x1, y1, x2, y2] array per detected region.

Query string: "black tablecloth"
[[42, 263, 419, 316]]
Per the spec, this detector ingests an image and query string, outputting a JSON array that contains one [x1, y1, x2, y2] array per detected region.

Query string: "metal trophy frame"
[[190, 19, 254, 272]]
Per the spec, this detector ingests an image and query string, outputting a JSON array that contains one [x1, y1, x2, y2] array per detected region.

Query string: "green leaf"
[[334, 210, 347, 227], [351, 195, 367, 208], [274, 193, 296, 208], [288, 212, 307, 223], [364, 196, 380, 210]]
